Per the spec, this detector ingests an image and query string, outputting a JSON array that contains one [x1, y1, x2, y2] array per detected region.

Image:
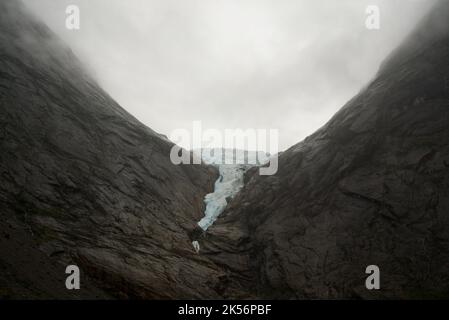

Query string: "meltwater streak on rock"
[[196, 149, 269, 231]]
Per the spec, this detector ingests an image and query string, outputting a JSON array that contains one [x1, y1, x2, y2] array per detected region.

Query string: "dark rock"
[[0, 0, 220, 299], [3, 0, 449, 300], [203, 0, 449, 299]]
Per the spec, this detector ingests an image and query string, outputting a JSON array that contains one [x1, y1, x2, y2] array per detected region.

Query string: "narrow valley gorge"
[[1, 0, 449, 300]]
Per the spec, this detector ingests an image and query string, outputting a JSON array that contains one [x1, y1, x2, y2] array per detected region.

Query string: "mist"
[[21, 0, 436, 151]]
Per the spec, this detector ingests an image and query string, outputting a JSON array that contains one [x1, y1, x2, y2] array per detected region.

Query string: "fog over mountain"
[[22, 0, 436, 150], [200, 0, 449, 298], [0, 0, 218, 298], [1, 0, 449, 301]]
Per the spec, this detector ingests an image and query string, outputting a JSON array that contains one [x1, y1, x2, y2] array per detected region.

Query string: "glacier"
[[196, 149, 269, 231]]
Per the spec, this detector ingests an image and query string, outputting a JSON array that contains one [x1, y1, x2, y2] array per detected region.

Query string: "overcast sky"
[[23, 0, 435, 151]]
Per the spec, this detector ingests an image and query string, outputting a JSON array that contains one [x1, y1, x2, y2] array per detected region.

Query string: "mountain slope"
[[0, 0, 219, 299], [203, 0, 449, 299]]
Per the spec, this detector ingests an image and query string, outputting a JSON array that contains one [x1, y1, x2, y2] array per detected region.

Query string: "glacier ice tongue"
[[196, 149, 268, 231]]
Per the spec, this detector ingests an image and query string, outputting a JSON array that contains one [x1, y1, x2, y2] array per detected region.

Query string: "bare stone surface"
[[0, 0, 220, 299], [2, 0, 449, 300], [202, 0, 449, 299]]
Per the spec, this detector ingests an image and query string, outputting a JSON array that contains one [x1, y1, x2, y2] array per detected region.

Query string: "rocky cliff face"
[[0, 0, 219, 299], [2, 0, 449, 300], [203, 1, 449, 299]]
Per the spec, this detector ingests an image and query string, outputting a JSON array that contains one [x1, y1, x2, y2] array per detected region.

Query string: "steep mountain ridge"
[[0, 0, 220, 299], [202, 0, 449, 299], [2, 0, 449, 300]]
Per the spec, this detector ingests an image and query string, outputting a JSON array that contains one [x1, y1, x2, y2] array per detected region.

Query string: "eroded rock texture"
[[0, 0, 219, 299], [203, 1, 449, 299], [2, 0, 449, 300]]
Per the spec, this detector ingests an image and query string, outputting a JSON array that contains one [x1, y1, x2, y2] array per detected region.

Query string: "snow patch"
[[192, 240, 200, 253]]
